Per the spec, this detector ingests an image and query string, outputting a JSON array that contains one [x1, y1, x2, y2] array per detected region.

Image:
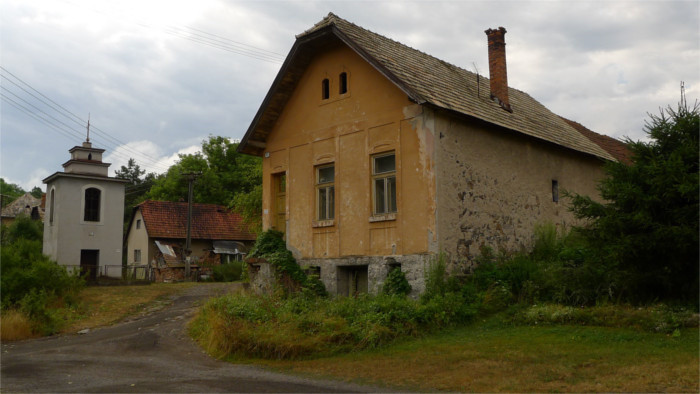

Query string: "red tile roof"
[[137, 200, 256, 241], [561, 117, 633, 165]]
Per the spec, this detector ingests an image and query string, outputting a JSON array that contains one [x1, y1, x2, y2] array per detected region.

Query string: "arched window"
[[49, 189, 55, 224], [88, 153, 92, 160], [84, 187, 101, 222], [339, 72, 348, 94], [321, 78, 330, 100]]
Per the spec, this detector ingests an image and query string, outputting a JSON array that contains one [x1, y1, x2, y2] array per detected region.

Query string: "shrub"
[[1, 214, 43, 245], [382, 268, 411, 296], [1, 230, 84, 336], [211, 261, 244, 282], [1, 239, 84, 308]]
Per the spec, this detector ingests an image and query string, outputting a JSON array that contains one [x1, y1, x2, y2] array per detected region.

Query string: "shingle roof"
[[137, 200, 256, 241], [1, 193, 42, 218], [239, 13, 617, 162]]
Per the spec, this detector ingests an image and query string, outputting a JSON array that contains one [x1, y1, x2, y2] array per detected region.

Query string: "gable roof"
[[134, 200, 256, 241], [239, 13, 617, 162], [1, 193, 43, 219]]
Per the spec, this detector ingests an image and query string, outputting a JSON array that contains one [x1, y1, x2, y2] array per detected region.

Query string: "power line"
[[62, 0, 285, 64], [0, 67, 173, 173]]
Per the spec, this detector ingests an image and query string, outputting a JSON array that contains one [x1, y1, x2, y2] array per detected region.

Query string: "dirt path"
[[1, 283, 386, 393]]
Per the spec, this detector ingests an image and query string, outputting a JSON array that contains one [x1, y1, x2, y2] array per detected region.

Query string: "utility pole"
[[182, 172, 201, 279]]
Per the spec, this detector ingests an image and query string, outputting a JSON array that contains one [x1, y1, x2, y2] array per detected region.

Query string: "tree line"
[[115, 135, 262, 231]]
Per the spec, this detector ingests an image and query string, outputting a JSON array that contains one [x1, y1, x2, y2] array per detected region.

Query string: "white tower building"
[[43, 138, 128, 279]]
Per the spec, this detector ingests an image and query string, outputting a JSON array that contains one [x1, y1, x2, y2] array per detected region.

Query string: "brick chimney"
[[485, 27, 512, 112]]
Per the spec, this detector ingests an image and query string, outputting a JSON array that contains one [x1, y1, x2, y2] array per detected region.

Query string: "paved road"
[[1, 283, 387, 393]]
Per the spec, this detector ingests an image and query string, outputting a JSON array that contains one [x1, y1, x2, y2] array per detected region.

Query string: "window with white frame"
[[372, 153, 397, 215], [316, 164, 335, 220]]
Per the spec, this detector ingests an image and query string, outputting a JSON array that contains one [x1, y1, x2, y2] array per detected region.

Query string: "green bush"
[[382, 268, 411, 296], [1, 219, 84, 335], [1, 214, 43, 244], [463, 224, 622, 308], [211, 261, 244, 282], [1, 239, 84, 309]]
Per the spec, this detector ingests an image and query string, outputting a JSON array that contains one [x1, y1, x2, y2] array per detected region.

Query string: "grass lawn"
[[258, 320, 699, 392]]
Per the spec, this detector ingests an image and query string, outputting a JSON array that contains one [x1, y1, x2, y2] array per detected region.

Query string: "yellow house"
[[238, 14, 628, 296]]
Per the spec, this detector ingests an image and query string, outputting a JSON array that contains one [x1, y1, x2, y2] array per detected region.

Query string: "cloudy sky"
[[1, 0, 698, 191]]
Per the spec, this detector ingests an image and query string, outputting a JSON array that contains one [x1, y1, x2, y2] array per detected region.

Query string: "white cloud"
[[105, 140, 202, 177]]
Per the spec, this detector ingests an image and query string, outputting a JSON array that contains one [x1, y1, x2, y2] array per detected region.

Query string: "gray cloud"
[[1, 0, 698, 190]]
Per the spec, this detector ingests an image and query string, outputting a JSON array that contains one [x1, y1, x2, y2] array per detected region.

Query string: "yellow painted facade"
[[261, 44, 436, 260]]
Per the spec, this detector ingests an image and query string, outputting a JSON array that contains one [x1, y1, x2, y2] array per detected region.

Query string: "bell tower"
[[43, 129, 129, 280]]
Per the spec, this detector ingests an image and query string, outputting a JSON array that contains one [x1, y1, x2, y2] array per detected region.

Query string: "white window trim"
[[315, 164, 335, 222], [371, 152, 397, 217], [79, 184, 105, 225]]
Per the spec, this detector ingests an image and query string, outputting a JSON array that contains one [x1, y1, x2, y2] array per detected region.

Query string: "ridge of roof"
[[241, 13, 616, 162]]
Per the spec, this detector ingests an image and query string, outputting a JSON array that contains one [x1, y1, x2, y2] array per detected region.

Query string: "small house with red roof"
[[124, 200, 256, 278]]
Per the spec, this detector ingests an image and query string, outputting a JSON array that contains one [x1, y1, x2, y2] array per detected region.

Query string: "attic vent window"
[[339, 72, 348, 94], [322, 78, 330, 100], [88, 153, 92, 160]]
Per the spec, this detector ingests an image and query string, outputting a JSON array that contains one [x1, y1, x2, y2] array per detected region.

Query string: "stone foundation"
[[301, 254, 432, 298]]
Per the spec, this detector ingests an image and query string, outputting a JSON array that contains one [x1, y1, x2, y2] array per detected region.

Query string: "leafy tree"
[[115, 158, 147, 185], [30, 186, 43, 199], [115, 158, 157, 229], [569, 98, 699, 304], [146, 136, 262, 228], [1, 178, 25, 207]]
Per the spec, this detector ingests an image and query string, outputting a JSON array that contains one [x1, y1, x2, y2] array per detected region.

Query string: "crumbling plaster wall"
[[433, 110, 605, 273]]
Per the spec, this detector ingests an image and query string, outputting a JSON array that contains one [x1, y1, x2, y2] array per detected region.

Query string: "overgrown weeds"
[[191, 223, 698, 361], [191, 253, 477, 360], [190, 290, 477, 360]]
